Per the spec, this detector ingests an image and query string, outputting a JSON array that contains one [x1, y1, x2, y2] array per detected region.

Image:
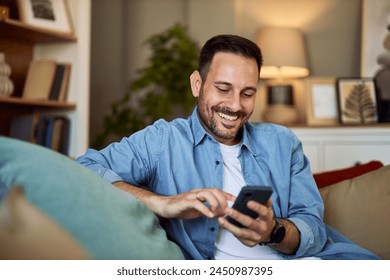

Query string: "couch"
[[0, 137, 389, 259], [0, 136, 184, 260], [313, 161, 390, 260]]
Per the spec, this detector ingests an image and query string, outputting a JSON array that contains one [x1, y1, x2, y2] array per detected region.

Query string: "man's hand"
[[112, 181, 235, 220], [153, 188, 235, 219], [218, 199, 300, 254], [218, 199, 275, 247]]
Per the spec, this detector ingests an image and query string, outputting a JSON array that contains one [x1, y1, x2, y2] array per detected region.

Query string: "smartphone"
[[226, 186, 273, 228]]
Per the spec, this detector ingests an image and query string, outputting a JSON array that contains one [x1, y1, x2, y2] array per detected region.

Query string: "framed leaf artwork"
[[336, 78, 378, 124]]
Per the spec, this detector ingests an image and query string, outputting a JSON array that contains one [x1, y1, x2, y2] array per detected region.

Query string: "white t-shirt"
[[214, 143, 284, 260]]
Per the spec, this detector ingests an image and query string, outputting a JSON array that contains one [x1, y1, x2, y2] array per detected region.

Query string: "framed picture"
[[17, 0, 73, 34], [360, 0, 390, 77], [336, 78, 378, 124], [305, 77, 338, 126]]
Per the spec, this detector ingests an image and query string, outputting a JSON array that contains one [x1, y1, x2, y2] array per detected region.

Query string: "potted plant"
[[92, 23, 199, 149]]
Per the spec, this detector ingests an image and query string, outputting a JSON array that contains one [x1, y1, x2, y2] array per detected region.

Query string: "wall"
[[36, 0, 91, 157], [89, 0, 362, 144]]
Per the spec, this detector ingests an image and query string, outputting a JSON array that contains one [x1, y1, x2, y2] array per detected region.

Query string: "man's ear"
[[190, 70, 202, 98]]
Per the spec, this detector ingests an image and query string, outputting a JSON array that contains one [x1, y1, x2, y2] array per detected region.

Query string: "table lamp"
[[256, 27, 309, 125]]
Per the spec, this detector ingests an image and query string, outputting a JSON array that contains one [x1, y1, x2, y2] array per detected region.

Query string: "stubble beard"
[[197, 91, 247, 142]]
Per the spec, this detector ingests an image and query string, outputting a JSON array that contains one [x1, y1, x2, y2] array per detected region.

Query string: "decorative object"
[[256, 27, 309, 125], [374, 14, 390, 122], [336, 78, 378, 124], [305, 77, 338, 126], [0, 5, 9, 20], [360, 0, 390, 77], [16, 0, 73, 34], [92, 23, 199, 149], [0, 52, 14, 97]]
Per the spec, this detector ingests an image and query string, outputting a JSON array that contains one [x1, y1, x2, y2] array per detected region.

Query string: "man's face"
[[191, 52, 259, 145]]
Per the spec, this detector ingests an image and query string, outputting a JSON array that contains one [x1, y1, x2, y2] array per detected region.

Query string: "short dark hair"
[[198, 34, 263, 81]]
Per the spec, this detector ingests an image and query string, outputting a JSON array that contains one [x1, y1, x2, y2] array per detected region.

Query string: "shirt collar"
[[190, 107, 257, 156], [190, 107, 208, 146], [240, 123, 256, 156]]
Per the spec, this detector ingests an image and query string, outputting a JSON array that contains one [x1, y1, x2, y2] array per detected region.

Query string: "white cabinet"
[[291, 126, 390, 173]]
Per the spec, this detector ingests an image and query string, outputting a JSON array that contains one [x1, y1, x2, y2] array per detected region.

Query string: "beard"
[[196, 89, 248, 142]]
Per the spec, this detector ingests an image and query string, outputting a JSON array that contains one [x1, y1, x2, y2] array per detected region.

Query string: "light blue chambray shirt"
[[77, 108, 328, 259]]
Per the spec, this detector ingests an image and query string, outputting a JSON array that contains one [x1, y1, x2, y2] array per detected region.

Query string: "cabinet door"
[[300, 141, 321, 173], [324, 141, 390, 170], [293, 127, 390, 173]]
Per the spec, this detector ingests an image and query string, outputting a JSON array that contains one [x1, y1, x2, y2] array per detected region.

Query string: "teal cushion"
[[0, 137, 184, 260]]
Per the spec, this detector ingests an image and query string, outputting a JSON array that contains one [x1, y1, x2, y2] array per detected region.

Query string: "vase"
[[0, 52, 14, 97], [263, 104, 299, 126]]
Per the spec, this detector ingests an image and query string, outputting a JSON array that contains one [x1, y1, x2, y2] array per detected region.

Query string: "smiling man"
[[193, 51, 258, 145], [77, 35, 379, 260]]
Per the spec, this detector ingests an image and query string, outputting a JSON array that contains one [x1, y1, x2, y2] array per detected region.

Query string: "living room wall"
[[89, 0, 362, 145]]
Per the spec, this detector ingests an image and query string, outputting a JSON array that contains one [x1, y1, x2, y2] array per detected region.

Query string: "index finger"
[[195, 188, 235, 214]]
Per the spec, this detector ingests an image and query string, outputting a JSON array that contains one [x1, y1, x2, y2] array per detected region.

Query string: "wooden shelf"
[[0, 18, 77, 44], [0, 96, 76, 110]]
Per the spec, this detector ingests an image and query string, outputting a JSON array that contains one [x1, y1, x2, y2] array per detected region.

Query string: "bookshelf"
[[0, 17, 76, 98], [0, 0, 91, 157], [0, 18, 77, 43], [0, 96, 76, 109]]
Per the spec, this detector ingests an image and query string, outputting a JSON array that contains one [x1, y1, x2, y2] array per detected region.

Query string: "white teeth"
[[218, 112, 238, 121]]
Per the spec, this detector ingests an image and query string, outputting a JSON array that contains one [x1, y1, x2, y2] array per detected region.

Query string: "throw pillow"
[[0, 187, 89, 259], [313, 161, 384, 188], [319, 165, 390, 259], [0, 137, 184, 260]]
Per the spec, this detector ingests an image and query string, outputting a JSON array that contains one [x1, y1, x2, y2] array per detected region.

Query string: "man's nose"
[[226, 92, 242, 111]]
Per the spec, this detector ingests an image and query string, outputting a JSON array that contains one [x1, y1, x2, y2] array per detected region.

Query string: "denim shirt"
[[77, 108, 328, 259]]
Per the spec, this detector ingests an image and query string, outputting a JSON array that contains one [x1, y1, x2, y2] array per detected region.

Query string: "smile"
[[217, 112, 239, 121]]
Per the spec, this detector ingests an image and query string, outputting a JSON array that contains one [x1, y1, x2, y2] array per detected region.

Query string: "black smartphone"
[[226, 186, 273, 228]]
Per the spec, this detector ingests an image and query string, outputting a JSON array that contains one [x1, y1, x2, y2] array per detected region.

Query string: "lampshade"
[[256, 27, 309, 79]]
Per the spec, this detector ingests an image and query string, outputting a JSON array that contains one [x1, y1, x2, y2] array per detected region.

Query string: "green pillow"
[[0, 137, 184, 260]]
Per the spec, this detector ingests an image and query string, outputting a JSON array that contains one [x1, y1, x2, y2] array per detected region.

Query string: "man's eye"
[[217, 87, 229, 92], [242, 92, 255, 98]]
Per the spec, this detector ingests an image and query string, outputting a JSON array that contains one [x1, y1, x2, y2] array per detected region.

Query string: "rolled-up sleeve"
[[76, 121, 164, 186], [286, 139, 327, 257]]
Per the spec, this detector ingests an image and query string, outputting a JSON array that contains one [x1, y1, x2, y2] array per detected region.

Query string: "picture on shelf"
[[336, 78, 378, 124], [305, 77, 338, 126], [16, 0, 73, 34]]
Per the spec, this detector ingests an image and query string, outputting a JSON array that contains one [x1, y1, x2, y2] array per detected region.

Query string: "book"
[[49, 116, 70, 155], [48, 64, 66, 100], [43, 115, 56, 148], [57, 63, 71, 102], [51, 118, 64, 152], [57, 117, 70, 155], [48, 63, 71, 101], [9, 113, 40, 143], [36, 114, 50, 146], [36, 114, 70, 155], [22, 60, 57, 100]]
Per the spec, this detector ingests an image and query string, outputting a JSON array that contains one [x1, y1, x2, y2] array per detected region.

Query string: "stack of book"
[[9, 113, 71, 156], [22, 60, 71, 101]]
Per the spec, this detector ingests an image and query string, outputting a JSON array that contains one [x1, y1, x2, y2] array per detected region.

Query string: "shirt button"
[[210, 227, 215, 232], [216, 161, 220, 165]]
